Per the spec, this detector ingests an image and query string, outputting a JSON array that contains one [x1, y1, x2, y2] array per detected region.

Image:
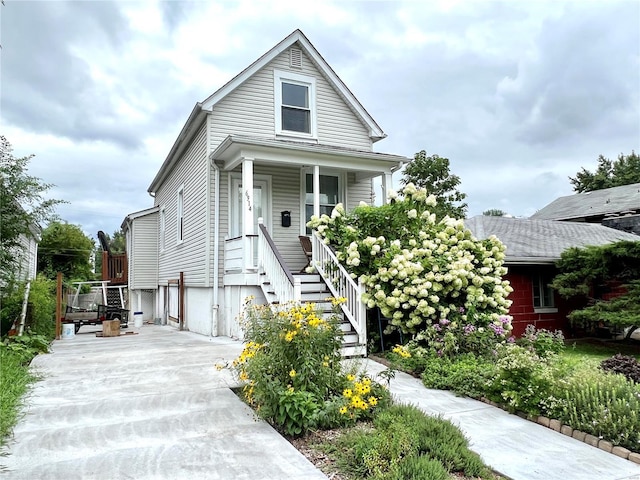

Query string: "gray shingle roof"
[[530, 183, 640, 221], [464, 216, 639, 264]]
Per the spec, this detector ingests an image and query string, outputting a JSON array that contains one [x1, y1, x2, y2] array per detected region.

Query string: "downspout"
[[211, 158, 220, 336]]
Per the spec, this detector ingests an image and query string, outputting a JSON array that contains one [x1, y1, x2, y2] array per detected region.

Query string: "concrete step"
[[340, 343, 366, 358]]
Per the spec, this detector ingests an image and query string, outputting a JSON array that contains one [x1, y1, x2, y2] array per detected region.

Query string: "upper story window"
[[177, 186, 184, 244], [159, 206, 166, 252], [274, 70, 316, 138]]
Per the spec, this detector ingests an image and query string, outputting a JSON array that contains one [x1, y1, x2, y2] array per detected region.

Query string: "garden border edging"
[[479, 398, 640, 465]]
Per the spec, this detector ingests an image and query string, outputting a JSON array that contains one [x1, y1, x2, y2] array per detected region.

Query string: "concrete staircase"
[[260, 272, 366, 357]]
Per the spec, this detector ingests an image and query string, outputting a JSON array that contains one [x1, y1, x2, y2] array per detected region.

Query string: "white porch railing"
[[311, 232, 366, 346], [257, 220, 301, 302], [224, 235, 258, 273]]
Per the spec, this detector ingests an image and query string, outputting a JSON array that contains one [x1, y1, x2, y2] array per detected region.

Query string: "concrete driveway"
[[2, 325, 327, 480]]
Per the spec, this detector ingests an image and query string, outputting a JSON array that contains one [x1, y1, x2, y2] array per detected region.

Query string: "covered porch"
[[212, 134, 409, 279]]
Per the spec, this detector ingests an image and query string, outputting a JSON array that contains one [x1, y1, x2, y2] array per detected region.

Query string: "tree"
[[37, 222, 95, 280], [569, 151, 640, 193], [0, 136, 62, 284], [483, 209, 507, 217], [401, 150, 467, 219], [551, 240, 640, 339]]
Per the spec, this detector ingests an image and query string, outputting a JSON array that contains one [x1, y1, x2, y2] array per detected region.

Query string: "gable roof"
[[465, 215, 639, 264], [121, 206, 159, 231], [530, 183, 640, 221], [148, 29, 387, 194], [200, 29, 385, 141]]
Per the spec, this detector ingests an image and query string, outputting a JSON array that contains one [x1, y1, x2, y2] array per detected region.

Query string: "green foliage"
[[38, 221, 95, 280], [401, 150, 467, 219], [517, 325, 565, 358], [569, 151, 640, 193], [233, 300, 387, 436], [330, 404, 493, 479], [308, 183, 513, 356], [486, 344, 559, 415], [553, 369, 640, 450], [552, 241, 640, 332], [600, 354, 640, 383], [420, 353, 497, 399], [482, 209, 507, 217], [26, 274, 57, 339], [0, 136, 63, 285], [0, 347, 36, 448]]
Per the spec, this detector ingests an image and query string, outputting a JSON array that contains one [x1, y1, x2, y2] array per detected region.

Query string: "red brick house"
[[465, 216, 639, 337]]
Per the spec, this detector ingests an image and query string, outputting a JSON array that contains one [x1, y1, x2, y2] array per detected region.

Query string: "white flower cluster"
[[309, 183, 513, 336]]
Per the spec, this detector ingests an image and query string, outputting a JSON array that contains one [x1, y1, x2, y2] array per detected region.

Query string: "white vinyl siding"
[[155, 123, 208, 285], [129, 212, 159, 289], [15, 233, 38, 282], [209, 45, 372, 153], [346, 173, 374, 210]]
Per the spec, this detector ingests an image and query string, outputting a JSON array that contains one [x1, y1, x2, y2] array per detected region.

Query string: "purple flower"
[[433, 324, 442, 332], [499, 315, 511, 325], [463, 324, 476, 335], [507, 336, 516, 343], [459, 307, 465, 314], [439, 318, 450, 326], [489, 324, 505, 336]]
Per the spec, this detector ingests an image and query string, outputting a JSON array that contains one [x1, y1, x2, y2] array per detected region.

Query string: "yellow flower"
[[339, 406, 348, 415], [346, 374, 355, 382], [288, 385, 294, 393], [342, 388, 353, 398], [289, 369, 296, 378], [368, 396, 378, 407], [239, 371, 248, 381], [322, 361, 329, 368], [284, 331, 296, 342]]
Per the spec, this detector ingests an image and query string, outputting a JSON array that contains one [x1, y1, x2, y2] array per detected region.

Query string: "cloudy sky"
[[2, 0, 639, 240]]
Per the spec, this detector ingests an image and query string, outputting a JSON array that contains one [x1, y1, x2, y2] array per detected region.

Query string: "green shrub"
[[28, 275, 57, 339], [330, 404, 493, 479], [487, 344, 558, 415], [233, 299, 388, 436], [420, 352, 497, 398], [553, 369, 640, 451], [517, 324, 565, 357], [387, 455, 449, 480]]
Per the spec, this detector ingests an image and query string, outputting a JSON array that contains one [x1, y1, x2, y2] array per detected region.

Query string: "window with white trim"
[[274, 70, 316, 137], [160, 206, 166, 252], [533, 272, 555, 308], [177, 186, 184, 243]]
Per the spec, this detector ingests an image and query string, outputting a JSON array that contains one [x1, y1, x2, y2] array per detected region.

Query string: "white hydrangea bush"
[[307, 183, 514, 356]]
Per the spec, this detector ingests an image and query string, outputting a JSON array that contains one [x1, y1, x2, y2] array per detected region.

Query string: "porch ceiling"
[[210, 135, 409, 178]]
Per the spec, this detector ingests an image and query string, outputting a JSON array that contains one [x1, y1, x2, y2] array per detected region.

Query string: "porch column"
[[242, 158, 254, 272], [382, 172, 393, 204], [313, 165, 320, 218]]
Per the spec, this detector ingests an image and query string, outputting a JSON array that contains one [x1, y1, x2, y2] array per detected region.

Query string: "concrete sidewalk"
[[358, 359, 640, 480], [1, 325, 327, 480]]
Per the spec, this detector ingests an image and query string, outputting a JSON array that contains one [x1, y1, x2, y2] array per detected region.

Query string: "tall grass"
[[0, 348, 35, 448]]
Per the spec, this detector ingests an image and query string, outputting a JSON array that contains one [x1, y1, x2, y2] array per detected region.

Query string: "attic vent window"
[[290, 48, 302, 69]]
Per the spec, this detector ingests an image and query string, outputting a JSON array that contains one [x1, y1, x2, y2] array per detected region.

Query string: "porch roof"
[[210, 135, 410, 178]]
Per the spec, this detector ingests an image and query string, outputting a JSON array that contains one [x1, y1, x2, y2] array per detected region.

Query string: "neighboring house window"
[[274, 70, 316, 137], [533, 272, 555, 308], [304, 173, 340, 234], [160, 206, 166, 252], [177, 186, 184, 243]]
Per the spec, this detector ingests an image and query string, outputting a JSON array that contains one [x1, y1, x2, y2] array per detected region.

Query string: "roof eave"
[[147, 104, 206, 194]]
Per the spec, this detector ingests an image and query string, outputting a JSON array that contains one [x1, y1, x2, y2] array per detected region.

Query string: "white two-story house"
[[122, 29, 410, 354]]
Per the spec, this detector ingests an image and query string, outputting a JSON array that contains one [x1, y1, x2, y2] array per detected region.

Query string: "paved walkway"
[[3, 325, 639, 480], [1, 326, 326, 480], [358, 359, 640, 480]]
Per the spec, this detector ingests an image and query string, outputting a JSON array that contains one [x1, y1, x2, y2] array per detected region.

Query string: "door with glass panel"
[[231, 178, 270, 265], [304, 173, 340, 234]]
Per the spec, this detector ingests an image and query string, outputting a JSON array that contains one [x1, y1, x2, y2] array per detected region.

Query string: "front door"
[[231, 177, 271, 265]]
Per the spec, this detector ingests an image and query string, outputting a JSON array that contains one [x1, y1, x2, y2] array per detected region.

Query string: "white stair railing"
[[257, 219, 301, 303], [311, 232, 366, 346]]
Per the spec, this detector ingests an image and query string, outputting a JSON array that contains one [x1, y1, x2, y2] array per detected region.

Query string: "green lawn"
[[561, 339, 640, 369]]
